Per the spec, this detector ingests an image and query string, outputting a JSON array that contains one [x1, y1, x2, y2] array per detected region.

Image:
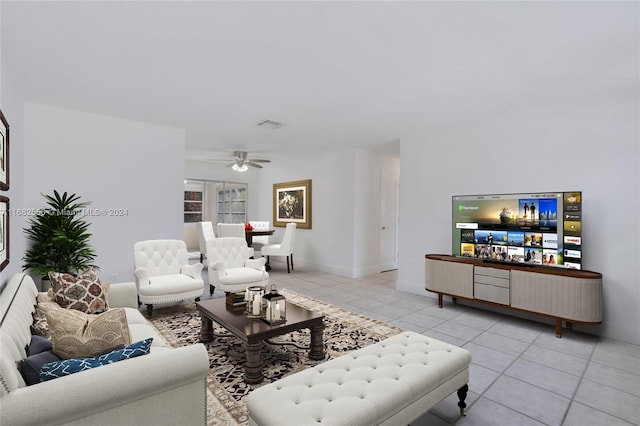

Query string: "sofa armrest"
[[106, 281, 138, 308], [181, 262, 203, 279], [0, 344, 209, 426], [133, 268, 150, 289]]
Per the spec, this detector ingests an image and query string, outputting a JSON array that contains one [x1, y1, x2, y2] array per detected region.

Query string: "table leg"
[[457, 384, 469, 416], [199, 316, 214, 342], [309, 323, 325, 360], [555, 319, 563, 338], [244, 342, 264, 384]]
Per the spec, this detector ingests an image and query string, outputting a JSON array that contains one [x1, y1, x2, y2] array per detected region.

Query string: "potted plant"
[[22, 190, 97, 289]]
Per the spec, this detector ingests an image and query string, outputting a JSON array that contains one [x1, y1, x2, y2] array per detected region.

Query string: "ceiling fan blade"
[[233, 151, 248, 161], [208, 152, 269, 170]]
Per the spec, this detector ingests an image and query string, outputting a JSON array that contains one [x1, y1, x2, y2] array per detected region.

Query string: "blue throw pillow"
[[39, 338, 153, 382]]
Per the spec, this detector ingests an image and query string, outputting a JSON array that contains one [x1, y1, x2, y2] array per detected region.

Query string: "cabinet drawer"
[[475, 266, 510, 279], [474, 274, 510, 288], [474, 283, 510, 305]]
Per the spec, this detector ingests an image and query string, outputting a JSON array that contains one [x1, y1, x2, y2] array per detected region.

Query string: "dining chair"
[[249, 220, 270, 255], [216, 223, 245, 238], [183, 222, 201, 261], [197, 221, 216, 263], [261, 223, 296, 273]]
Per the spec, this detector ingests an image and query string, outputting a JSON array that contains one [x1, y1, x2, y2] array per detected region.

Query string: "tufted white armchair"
[[217, 223, 254, 258], [206, 237, 268, 296], [133, 239, 204, 316]]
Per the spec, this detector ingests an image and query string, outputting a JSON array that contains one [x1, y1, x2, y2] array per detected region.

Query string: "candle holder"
[[245, 286, 265, 318], [261, 283, 286, 325]]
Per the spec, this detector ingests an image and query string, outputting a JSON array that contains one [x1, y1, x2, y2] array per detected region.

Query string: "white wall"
[[0, 31, 27, 285], [231, 148, 399, 278], [397, 89, 640, 344], [250, 150, 356, 276], [22, 103, 185, 285]]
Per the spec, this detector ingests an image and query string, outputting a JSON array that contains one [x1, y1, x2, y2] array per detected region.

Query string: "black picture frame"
[[0, 110, 9, 191], [0, 196, 9, 272]]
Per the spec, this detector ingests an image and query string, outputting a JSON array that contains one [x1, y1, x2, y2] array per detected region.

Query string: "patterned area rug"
[[149, 289, 403, 426]]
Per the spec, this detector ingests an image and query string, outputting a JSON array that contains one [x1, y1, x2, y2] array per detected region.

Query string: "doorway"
[[379, 170, 399, 271]]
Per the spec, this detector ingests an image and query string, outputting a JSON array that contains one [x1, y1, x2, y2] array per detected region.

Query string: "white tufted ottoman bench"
[[246, 331, 471, 425]]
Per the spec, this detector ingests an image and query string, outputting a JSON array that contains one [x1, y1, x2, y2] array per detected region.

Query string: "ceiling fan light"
[[232, 163, 249, 172]]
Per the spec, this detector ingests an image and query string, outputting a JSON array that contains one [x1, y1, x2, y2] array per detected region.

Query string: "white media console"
[[425, 254, 603, 337]]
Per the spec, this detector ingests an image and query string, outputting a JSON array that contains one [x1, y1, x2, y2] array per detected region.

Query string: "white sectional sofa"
[[0, 273, 210, 426]]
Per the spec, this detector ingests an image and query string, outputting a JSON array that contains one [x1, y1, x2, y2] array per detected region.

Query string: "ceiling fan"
[[207, 151, 271, 172]]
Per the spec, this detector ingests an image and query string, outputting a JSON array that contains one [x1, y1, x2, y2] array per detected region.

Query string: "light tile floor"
[[201, 266, 640, 426]]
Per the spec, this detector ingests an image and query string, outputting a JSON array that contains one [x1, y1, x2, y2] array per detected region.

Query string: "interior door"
[[379, 170, 399, 271]]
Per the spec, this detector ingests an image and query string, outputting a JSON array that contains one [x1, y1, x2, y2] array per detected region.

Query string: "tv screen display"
[[452, 191, 582, 269]]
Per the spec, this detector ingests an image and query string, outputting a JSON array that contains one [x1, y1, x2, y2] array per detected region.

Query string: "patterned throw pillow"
[[39, 338, 153, 382], [31, 298, 65, 338], [31, 306, 50, 337], [46, 308, 132, 359], [44, 283, 110, 302], [49, 267, 109, 314], [37, 291, 55, 304]]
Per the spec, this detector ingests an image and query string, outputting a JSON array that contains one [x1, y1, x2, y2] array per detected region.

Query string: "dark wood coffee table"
[[196, 298, 325, 384]]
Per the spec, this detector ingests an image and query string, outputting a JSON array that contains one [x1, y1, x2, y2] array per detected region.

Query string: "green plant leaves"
[[22, 190, 97, 276]]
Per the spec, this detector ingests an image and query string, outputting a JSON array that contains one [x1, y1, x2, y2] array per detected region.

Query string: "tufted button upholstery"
[[133, 239, 204, 315], [247, 331, 471, 426], [207, 237, 268, 294], [134, 240, 190, 276], [217, 223, 254, 258], [249, 220, 270, 247]]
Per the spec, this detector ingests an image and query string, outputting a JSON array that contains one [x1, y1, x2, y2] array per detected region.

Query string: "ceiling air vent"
[[257, 119, 285, 129]]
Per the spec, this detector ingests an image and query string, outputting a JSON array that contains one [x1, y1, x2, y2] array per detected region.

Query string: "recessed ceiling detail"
[[257, 119, 285, 130]]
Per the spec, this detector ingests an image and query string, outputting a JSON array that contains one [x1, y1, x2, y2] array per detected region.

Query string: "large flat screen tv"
[[452, 191, 582, 269]]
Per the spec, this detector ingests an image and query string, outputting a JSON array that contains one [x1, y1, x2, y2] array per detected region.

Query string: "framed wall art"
[[0, 110, 9, 191], [0, 196, 9, 272], [273, 179, 312, 229]]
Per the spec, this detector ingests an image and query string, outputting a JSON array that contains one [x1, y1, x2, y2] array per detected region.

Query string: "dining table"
[[244, 228, 275, 247]]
